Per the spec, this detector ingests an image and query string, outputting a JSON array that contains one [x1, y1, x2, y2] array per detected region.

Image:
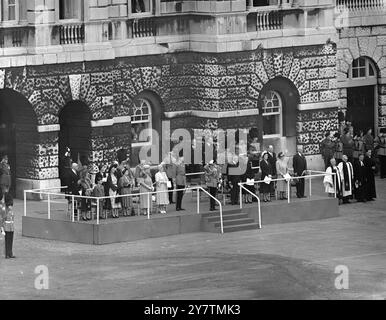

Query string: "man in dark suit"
[[175, 157, 186, 211], [267, 145, 277, 177], [63, 163, 80, 196], [227, 155, 240, 205], [267, 145, 277, 198], [293, 145, 308, 198], [353, 154, 367, 202]]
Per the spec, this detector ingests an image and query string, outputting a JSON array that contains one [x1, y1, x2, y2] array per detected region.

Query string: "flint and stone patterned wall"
[[337, 25, 386, 128], [0, 43, 339, 182]]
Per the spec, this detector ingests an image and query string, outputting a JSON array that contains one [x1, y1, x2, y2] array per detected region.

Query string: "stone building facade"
[[0, 0, 385, 197]]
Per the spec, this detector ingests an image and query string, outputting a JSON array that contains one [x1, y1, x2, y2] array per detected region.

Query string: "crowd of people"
[[320, 120, 386, 178], [320, 119, 384, 204], [61, 151, 188, 219], [59, 120, 384, 219]]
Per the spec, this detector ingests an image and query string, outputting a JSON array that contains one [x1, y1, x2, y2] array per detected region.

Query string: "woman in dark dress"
[[364, 149, 377, 201], [79, 167, 93, 221], [106, 164, 120, 218], [118, 168, 135, 216], [260, 152, 273, 202], [241, 155, 256, 204]]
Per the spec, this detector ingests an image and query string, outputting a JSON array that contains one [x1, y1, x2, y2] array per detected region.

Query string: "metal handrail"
[[186, 172, 205, 177], [238, 171, 337, 203], [24, 185, 225, 233], [197, 187, 224, 234], [238, 183, 262, 229], [239, 172, 329, 186]]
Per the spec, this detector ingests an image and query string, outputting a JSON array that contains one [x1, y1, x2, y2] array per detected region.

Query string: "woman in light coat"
[[275, 152, 288, 200], [118, 168, 135, 216], [138, 165, 153, 216], [155, 164, 170, 214]]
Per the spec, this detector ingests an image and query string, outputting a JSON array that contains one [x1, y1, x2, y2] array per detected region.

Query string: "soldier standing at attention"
[[165, 153, 177, 205], [320, 132, 335, 169], [175, 157, 187, 212], [0, 155, 11, 195], [205, 160, 221, 211], [1, 188, 15, 259]]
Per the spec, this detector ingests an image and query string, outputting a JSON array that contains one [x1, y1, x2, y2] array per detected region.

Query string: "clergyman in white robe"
[[323, 165, 341, 197]]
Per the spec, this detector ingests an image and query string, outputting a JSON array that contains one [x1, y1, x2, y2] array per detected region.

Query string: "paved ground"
[[0, 178, 385, 300]]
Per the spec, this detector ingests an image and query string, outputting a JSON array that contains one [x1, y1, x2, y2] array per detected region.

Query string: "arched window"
[[348, 57, 376, 79], [131, 98, 152, 146], [262, 90, 282, 137]]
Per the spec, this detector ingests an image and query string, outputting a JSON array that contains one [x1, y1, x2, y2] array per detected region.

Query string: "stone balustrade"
[[0, 26, 28, 48], [256, 10, 283, 31], [335, 0, 386, 11], [129, 18, 157, 38], [58, 23, 85, 45]]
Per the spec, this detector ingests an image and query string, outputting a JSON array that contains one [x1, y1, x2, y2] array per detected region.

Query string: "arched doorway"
[[346, 57, 378, 134], [0, 89, 38, 197], [59, 101, 91, 183], [259, 77, 299, 155]]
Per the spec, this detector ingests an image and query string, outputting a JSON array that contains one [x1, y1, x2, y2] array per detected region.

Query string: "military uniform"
[[175, 162, 186, 211], [165, 163, 177, 204], [204, 163, 220, 211], [1, 192, 15, 259]]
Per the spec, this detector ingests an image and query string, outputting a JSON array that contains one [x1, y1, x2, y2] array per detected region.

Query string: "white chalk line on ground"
[[306, 251, 386, 265]]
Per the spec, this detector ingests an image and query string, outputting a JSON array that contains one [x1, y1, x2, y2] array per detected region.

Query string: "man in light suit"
[[175, 157, 186, 211], [293, 145, 308, 198]]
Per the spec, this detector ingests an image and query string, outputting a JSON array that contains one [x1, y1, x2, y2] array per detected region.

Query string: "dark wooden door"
[[59, 102, 91, 181], [347, 85, 375, 134]]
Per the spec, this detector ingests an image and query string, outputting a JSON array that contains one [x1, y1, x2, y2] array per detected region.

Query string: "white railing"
[[335, 0, 386, 11], [239, 171, 337, 205], [24, 185, 224, 234], [238, 183, 262, 229]]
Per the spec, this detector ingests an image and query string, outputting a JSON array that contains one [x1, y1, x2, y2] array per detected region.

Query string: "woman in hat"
[[118, 167, 135, 216], [260, 152, 273, 202], [138, 165, 154, 216], [106, 163, 121, 218], [155, 164, 169, 214], [276, 152, 288, 200], [79, 166, 93, 221]]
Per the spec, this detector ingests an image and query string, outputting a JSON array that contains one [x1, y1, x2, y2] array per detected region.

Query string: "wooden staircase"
[[201, 208, 260, 233]]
